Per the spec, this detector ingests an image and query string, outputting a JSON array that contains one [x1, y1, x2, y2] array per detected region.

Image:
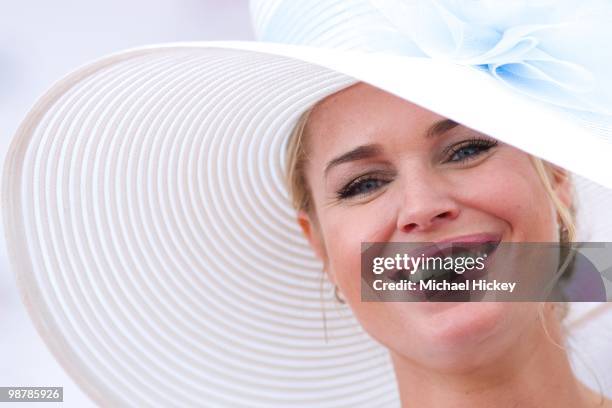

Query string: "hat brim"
[[3, 41, 612, 406]]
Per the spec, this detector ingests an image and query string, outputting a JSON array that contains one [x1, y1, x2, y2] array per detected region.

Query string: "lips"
[[411, 233, 502, 260], [386, 233, 502, 299]]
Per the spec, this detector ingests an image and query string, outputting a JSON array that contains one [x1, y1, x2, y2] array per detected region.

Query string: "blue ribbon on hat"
[[255, 0, 612, 115]]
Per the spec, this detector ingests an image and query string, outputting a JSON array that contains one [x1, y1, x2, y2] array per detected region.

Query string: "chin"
[[395, 302, 528, 373]]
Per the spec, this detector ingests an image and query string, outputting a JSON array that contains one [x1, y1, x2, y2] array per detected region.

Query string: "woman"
[[4, 0, 612, 406], [287, 81, 610, 406]]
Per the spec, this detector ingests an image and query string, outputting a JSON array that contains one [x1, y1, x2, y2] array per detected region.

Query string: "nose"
[[396, 176, 460, 234]]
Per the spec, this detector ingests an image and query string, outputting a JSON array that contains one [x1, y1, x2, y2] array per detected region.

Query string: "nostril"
[[436, 211, 453, 220], [403, 223, 418, 233], [397, 205, 460, 234]]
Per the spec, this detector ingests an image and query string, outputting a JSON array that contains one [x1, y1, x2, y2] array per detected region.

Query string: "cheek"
[[451, 151, 558, 241], [315, 189, 403, 304], [318, 208, 388, 298]]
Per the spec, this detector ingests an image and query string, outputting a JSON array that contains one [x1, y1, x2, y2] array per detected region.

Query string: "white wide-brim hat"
[[4, 1, 612, 406]]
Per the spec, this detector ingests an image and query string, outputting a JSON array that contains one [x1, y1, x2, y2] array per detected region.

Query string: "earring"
[[334, 285, 346, 304]]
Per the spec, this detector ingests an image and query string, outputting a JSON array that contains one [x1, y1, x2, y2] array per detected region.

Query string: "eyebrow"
[[426, 119, 459, 139], [324, 119, 460, 175]]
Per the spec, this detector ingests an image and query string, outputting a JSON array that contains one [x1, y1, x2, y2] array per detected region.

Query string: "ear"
[[548, 164, 573, 210], [297, 210, 333, 283]]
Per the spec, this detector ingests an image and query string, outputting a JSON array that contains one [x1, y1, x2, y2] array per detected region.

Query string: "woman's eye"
[[337, 177, 389, 199], [445, 138, 498, 163]]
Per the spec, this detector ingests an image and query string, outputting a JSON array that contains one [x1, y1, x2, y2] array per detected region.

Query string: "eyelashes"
[[336, 172, 393, 199], [443, 137, 498, 164], [335, 137, 498, 200]]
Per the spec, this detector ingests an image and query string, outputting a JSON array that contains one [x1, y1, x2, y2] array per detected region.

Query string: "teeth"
[[409, 267, 432, 283], [403, 245, 496, 284], [410, 268, 422, 283], [433, 267, 448, 278]]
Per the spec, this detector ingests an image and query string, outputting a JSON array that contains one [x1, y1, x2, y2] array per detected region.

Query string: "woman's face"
[[298, 83, 572, 372]]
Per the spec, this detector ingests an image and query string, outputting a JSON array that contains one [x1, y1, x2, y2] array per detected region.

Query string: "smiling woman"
[[286, 82, 608, 406], [3, 0, 612, 406]]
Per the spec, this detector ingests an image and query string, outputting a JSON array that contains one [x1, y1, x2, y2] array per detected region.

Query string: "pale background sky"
[[1, 1, 610, 406], [1, 1, 253, 406]]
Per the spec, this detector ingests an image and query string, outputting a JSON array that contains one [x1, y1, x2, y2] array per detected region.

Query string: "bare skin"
[[296, 83, 612, 407]]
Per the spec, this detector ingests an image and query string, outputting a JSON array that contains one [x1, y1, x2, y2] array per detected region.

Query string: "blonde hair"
[[530, 156, 577, 243], [285, 107, 315, 213]]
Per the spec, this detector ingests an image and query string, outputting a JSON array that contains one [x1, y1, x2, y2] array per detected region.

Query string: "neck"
[[391, 310, 596, 408]]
